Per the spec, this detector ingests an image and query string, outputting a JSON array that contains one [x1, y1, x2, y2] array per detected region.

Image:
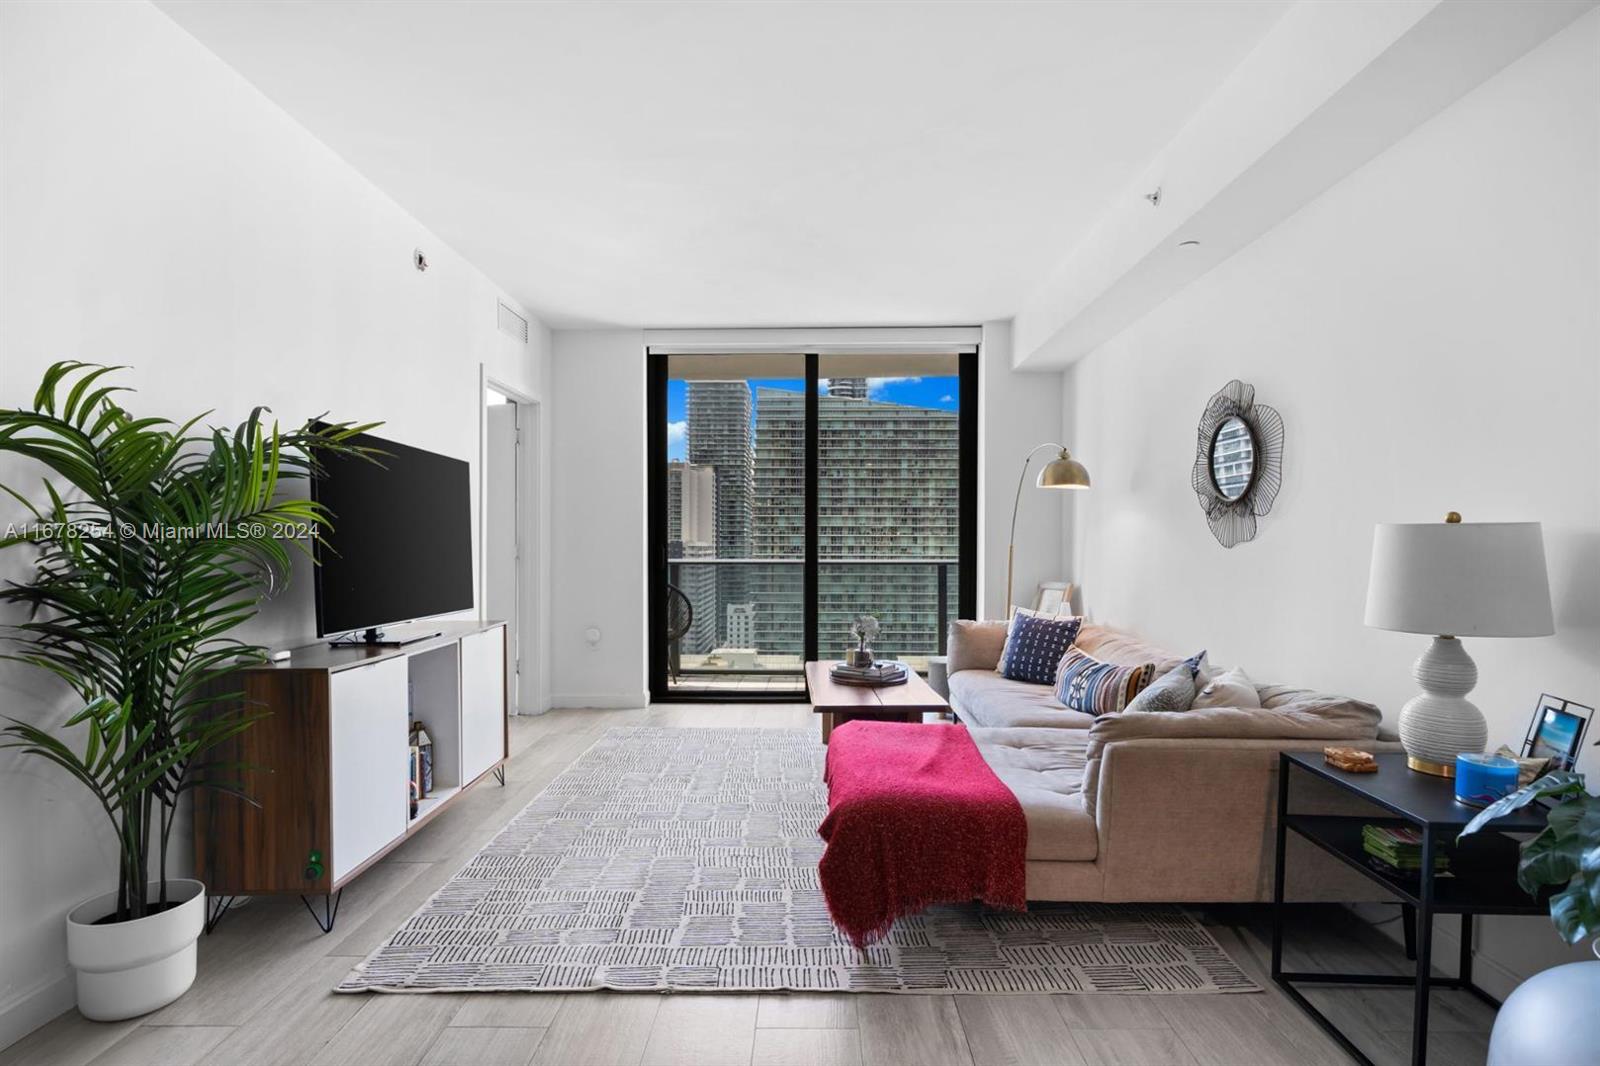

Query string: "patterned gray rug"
[[338, 726, 1257, 995]]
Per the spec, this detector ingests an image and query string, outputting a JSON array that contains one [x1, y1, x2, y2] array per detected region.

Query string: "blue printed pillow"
[[998, 609, 1082, 685], [1053, 646, 1156, 716], [1125, 650, 1208, 713]]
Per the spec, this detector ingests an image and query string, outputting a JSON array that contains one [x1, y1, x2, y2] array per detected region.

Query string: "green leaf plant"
[[1459, 770, 1600, 946], [0, 362, 378, 922]]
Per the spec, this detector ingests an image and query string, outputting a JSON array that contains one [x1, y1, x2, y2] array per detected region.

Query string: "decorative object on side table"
[[1324, 746, 1378, 773], [1459, 771, 1600, 1066], [0, 362, 375, 1020], [1006, 443, 1089, 610], [1453, 753, 1520, 807], [846, 613, 880, 668], [1522, 693, 1593, 772], [1363, 513, 1554, 776], [1190, 380, 1283, 547]]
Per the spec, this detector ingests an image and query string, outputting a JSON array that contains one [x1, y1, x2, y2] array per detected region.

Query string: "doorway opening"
[[483, 378, 537, 714]]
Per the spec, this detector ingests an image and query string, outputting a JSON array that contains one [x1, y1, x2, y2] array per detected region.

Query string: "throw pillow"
[[1053, 646, 1156, 716], [998, 609, 1083, 685], [1125, 650, 1208, 713], [1192, 665, 1263, 709]]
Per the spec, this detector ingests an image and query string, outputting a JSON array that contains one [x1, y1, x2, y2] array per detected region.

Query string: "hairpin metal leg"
[[204, 894, 236, 935], [300, 890, 342, 934], [493, 765, 506, 786]]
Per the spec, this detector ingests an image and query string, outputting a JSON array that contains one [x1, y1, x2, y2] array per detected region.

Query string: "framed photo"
[[1032, 581, 1076, 618], [1522, 694, 1594, 772]]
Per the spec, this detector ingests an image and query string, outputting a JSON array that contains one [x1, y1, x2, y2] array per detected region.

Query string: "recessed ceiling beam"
[[1012, 0, 1596, 370]]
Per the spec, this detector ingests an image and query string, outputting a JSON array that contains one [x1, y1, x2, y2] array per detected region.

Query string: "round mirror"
[[1209, 415, 1256, 501]]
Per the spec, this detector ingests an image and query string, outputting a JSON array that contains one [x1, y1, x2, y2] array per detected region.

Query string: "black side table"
[[1272, 751, 1549, 1066]]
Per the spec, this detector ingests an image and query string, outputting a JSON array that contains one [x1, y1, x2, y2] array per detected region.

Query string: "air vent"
[[497, 301, 529, 344]]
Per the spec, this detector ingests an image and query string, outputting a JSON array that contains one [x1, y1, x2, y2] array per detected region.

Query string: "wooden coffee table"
[[805, 661, 951, 743]]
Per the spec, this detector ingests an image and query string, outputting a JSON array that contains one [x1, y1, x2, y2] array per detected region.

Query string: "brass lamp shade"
[[1038, 450, 1091, 489]]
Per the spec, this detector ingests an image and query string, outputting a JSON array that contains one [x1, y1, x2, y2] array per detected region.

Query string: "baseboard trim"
[[1349, 904, 1525, 1002], [549, 692, 649, 710], [0, 972, 73, 1054]]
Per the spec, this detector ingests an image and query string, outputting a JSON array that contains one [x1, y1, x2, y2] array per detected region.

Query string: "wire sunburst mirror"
[[1190, 380, 1284, 548]]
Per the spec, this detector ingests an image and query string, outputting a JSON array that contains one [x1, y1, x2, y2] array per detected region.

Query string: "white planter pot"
[[65, 878, 205, 1021], [1488, 956, 1600, 1066]]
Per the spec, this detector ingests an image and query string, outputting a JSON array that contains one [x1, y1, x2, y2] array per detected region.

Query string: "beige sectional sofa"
[[946, 619, 1403, 903]]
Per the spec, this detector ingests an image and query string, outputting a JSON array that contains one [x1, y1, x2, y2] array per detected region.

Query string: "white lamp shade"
[[1364, 522, 1554, 637]]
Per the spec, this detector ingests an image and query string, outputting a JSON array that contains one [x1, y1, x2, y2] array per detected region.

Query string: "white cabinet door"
[[460, 627, 506, 784], [330, 657, 408, 882]]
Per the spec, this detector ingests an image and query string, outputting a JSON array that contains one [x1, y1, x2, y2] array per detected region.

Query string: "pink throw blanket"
[[818, 721, 1027, 948]]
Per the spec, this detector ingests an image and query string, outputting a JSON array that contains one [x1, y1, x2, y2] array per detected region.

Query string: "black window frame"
[[647, 349, 977, 703]]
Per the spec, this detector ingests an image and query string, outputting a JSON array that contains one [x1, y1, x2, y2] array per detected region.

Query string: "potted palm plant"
[[1459, 770, 1600, 1065], [0, 362, 372, 1020]]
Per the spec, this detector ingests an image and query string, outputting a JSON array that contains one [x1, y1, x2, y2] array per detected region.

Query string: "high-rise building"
[[749, 385, 958, 660], [666, 461, 716, 546], [666, 461, 718, 654], [686, 381, 753, 645], [825, 377, 869, 399]]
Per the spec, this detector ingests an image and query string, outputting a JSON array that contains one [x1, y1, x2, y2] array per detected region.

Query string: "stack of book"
[[1362, 824, 1450, 876], [830, 660, 908, 686]]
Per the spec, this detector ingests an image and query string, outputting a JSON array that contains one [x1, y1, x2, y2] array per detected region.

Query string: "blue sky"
[[666, 377, 957, 461]]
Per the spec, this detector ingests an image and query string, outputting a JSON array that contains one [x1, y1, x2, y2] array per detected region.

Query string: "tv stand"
[[196, 621, 508, 932]]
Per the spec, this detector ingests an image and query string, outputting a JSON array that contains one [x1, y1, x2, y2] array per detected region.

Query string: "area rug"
[[338, 726, 1257, 995]]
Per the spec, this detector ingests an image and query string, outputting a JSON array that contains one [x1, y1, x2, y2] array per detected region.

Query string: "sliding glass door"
[[648, 351, 975, 701]]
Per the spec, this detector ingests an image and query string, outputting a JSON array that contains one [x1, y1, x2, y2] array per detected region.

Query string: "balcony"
[[664, 557, 960, 694]]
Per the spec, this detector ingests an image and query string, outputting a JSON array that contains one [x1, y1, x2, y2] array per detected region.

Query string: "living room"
[[1, 2, 1597, 1065]]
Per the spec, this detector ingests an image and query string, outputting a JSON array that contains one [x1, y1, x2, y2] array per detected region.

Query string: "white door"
[[485, 400, 519, 711], [460, 627, 506, 784], [329, 657, 409, 882]]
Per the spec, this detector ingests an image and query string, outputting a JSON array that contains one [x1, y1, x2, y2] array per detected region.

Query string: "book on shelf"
[[1361, 824, 1450, 874]]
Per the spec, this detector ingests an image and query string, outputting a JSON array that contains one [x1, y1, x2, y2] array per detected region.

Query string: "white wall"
[[548, 330, 649, 709], [0, 1, 548, 1045], [545, 324, 1067, 707], [1064, 9, 1599, 992], [980, 321, 1068, 619]]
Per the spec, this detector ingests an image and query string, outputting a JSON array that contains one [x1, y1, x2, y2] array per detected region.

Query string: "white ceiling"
[[158, 0, 1289, 329]]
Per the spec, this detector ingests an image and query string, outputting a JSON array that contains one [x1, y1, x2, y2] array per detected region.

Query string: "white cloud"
[[667, 420, 687, 445], [940, 394, 954, 403], [867, 376, 920, 398], [817, 380, 829, 395]]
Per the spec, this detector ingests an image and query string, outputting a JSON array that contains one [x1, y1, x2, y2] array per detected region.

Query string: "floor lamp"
[[1006, 443, 1090, 615]]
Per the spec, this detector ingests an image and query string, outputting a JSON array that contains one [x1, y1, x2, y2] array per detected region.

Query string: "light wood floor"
[[1, 705, 1496, 1066]]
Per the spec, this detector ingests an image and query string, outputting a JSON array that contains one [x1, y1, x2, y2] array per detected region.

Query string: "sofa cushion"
[[1053, 646, 1156, 716], [1084, 700, 1384, 760], [970, 727, 1098, 861], [1192, 666, 1263, 709], [1075, 624, 1185, 675], [999, 609, 1083, 685], [949, 670, 1094, 729], [1124, 651, 1207, 713], [946, 619, 1008, 674]]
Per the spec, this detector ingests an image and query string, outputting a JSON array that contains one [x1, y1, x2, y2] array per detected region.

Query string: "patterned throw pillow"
[[1053, 646, 1156, 716], [1125, 651, 1208, 713], [998, 609, 1083, 685]]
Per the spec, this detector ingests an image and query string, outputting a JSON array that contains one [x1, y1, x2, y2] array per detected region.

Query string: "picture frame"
[[1032, 581, 1076, 618], [1521, 693, 1594, 772]]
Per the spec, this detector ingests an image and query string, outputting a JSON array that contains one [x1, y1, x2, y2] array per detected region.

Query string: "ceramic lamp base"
[[1397, 635, 1486, 775]]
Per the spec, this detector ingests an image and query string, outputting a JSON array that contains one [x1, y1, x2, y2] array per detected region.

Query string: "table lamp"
[[1363, 513, 1554, 776]]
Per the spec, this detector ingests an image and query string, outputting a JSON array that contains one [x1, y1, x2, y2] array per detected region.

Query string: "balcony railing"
[[665, 557, 959, 685]]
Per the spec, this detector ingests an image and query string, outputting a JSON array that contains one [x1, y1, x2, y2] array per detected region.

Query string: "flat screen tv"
[[311, 428, 473, 642]]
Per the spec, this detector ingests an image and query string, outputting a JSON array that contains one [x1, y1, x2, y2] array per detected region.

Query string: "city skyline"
[[666, 376, 957, 462], [667, 375, 960, 668]]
